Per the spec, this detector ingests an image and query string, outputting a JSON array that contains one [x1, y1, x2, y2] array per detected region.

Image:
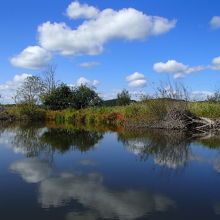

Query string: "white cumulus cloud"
[[76, 77, 99, 87], [185, 65, 208, 74], [126, 72, 147, 88], [38, 4, 176, 55], [126, 72, 145, 81], [153, 60, 210, 78], [10, 46, 52, 69], [211, 56, 220, 70], [79, 61, 101, 68], [153, 60, 188, 73], [0, 73, 31, 104], [66, 1, 100, 19], [210, 16, 220, 29], [128, 79, 147, 88], [173, 73, 186, 79], [212, 56, 220, 65]]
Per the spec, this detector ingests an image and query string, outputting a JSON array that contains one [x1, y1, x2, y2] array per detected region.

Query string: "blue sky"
[[1, 0, 220, 103]]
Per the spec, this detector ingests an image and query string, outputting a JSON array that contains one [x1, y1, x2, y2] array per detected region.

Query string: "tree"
[[207, 91, 220, 102], [13, 76, 46, 119], [41, 64, 58, 95], [71, 85, 103, 109], [15, 76, 45, 104], [43, 84, 74, 110], [43, 84, 102, 110], [116, 89, 131, 106]]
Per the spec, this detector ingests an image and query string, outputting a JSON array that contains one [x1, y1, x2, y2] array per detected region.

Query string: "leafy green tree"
[[43, 84, 102, 110], [117, 89, 131, 106], [15, 76, 45, 104], [71, 85, 102, 109], [13, 76, 46, 119], [43, 84, 73, 110]]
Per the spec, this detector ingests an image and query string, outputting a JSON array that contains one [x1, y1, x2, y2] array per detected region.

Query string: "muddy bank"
[[0, 110, 16, 122], [124, 109, 220, 132], [1, 107, 220, 132], [0, 108, 43, 122]]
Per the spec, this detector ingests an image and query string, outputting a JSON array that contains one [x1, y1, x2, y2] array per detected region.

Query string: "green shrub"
[[124, 103, 143, 118], [189, 102, 220, 118], [14, 103, 46, 120]]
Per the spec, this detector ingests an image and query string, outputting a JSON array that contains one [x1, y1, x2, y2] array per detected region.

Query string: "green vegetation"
[[116, 89, 131, 106], [102, 99, 118, 107], [3, 98, 220, 129], [43, 84, 75, 110], [43, 84, 103, 110], [189, 101, 220, 118], [1, 67, 220, 130], [71, 85, 103, 109]]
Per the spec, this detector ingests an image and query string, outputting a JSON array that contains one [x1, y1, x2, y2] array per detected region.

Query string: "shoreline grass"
[[45, 100, 220, 126], [3, 100, 220, 128]]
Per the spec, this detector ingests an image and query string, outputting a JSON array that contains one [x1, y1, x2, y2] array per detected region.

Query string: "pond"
[[0, 122, 220, 220]]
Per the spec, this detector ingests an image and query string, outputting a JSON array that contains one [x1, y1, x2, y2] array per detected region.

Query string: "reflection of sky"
[[10, 157, 175, 220], [1, 125, 220, 219], [79, 159, 98, 166], [10, 158, 52, 183]]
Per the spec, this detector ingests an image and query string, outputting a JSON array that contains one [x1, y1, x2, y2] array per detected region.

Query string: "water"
[[0, 122, 220, 220]]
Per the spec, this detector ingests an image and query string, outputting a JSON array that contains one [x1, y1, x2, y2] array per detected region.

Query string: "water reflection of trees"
[[0, 123, 103, 157], [11, 125, 51, 157], [194, 132, 220, 149], [40, 128, 103, 152], [118, 130, 192, 169]]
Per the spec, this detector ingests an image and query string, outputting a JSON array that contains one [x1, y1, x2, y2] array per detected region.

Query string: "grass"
[[189, 102, 220, 118], [44, 99, 183, 126], [50, 101, 220, 124], [4, 100, 220, 125], [6, 104, 46, 120], [45, 106, 124, 126]]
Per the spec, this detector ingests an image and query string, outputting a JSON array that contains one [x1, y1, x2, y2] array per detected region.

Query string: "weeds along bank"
[[189, 102, 220, 118], [45, 100, 220, 129], [46, 106, 126, 126], [5, 104, 47, 121], [3, 100, 220, 130]]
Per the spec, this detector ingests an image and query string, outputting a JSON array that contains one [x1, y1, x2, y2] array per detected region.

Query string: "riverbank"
[[1, 100, 220, 131], [45, 101, 220, 131]]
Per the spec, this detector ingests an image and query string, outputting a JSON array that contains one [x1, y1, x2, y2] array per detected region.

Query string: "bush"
[[71, 85, 103, 110], [43, 84, 74, 110], [117, 89, 131, 106], [124, 103, 144, 118], [15, 103, 46, 120], [43, 84, 103, 111]]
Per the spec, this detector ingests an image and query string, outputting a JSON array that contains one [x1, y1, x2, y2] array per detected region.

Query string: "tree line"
[[13, 65, 131, 111]]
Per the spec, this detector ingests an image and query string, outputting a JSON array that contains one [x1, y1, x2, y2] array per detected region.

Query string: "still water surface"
[[1, 122, 220, 219]]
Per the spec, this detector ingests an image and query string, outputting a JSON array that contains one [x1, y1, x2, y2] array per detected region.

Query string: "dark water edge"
[[1, 121, 220, 220]]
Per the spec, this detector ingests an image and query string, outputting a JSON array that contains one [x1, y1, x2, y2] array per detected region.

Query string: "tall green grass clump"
[[189, 102, 220, 118], [8, 103, 46, 120]]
